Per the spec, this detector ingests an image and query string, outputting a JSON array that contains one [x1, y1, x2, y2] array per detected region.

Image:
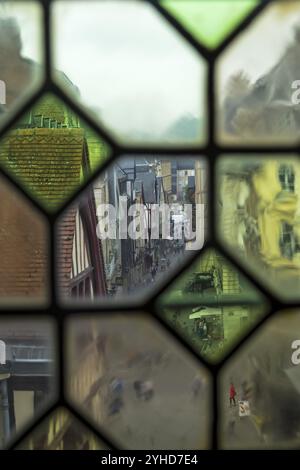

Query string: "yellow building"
[[220, 158, 300, 294]]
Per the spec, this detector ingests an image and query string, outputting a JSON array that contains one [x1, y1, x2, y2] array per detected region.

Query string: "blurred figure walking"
[[192, 376, 203, 398], [229, 382, 237, 407]]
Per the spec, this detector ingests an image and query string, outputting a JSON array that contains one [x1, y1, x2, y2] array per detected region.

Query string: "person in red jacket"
[[229, 382, 237, 407]]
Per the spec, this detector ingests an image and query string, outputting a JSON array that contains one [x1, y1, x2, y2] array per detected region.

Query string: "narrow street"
[[127, 243, 186, 295]]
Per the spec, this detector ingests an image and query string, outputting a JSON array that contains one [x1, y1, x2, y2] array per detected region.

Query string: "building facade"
[[219, 159, 300, 294]]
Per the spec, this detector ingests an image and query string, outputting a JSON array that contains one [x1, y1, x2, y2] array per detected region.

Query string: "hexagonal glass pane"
[[0, 174, 49, 307], [217, 155, 300, 301], [0, 316, 57, 449], [66, 314, 211, 449], [56, 156, 208, 306], [51, 0, 207, 146], [0, 2, 44, 128], [161, 0, 258, 49], [0, 93, 111, 212], [219, 309, 300, 449], [16, 408, 107, 450], [157, 248, 268, 363], [218, 1, 300, 144]]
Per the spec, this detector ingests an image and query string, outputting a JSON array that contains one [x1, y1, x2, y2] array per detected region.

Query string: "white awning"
[[189, 308, 222, 319]]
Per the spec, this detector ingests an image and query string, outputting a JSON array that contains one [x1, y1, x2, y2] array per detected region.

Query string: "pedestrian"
[[133, 380, 142, 399], [197, 320, 204, 338], [143, 380, 154, 401], [108, 396, 124, 416], [133, 380, 154, 400], [192, 376, 202, 398], [202, 320, 208, 338], [110, 377, 123, 395], [229, 382, 237, 407]]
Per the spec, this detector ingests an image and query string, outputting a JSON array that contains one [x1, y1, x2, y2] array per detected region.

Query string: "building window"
[[280, 222, 295, 260], [278, 164, 295, 192]]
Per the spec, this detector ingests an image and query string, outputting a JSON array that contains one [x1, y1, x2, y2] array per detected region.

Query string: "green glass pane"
[[161, 0, 259, 49], [157, 249, 268, 363], [159, 248, 263, 305], [0, 93, 110, 212]]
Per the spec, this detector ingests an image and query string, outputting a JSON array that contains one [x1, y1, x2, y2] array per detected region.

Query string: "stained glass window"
[[0, 0, 299, 451]]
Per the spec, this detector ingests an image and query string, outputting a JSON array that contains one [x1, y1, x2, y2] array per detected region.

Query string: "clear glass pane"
[[219, 309, 300, 449], [0, 174, 49, 306], [0, 1, 44, 129], [158, 248, 268, 363], [52, 0, 207, 146], [0, 316, 57, 448], [66, 314, 211, 449], [0, 93, 111, 212], [56, 155, 208, 306], [217, 155, 300, 301], [161, 0, 258, 49], [218, 1, 300, 144], [16, 408, 107, 450]]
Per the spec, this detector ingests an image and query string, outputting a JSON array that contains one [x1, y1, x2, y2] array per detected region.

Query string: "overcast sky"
[[4, 1, 300, 139], [52, 0, 205, 140]]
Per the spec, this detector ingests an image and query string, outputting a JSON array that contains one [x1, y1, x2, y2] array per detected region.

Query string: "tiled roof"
[[1, 93, 110, 210], [0, 127, 85, 212], [0, 176, 48, 303], [0, 94, 108, 299]]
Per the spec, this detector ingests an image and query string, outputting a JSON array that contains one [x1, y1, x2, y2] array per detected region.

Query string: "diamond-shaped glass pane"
[[0, 93, 111, 212], [161, 0, 258, 49], [158, 248, 268, 363]]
